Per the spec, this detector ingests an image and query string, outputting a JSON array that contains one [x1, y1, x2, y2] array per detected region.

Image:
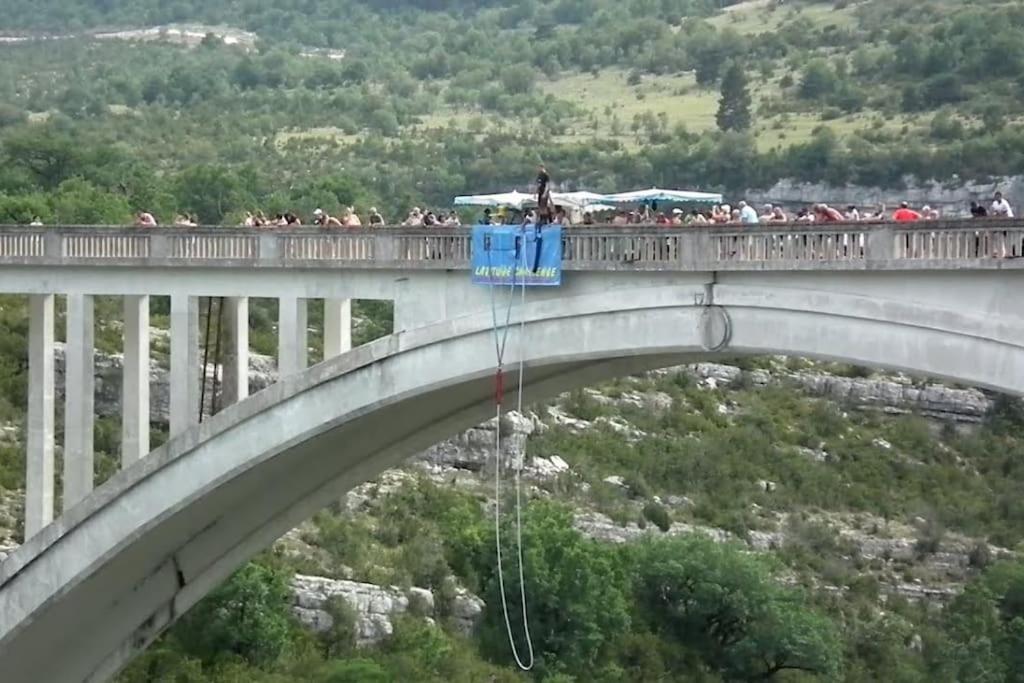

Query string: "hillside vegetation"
[[1, 1, 1024, 681], [2, 0, 1024, 223]]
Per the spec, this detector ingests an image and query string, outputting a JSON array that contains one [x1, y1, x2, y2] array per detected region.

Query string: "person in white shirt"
[[135, 211, 158, 227], [992, 192, 1014, 217], [403, 208, 423, 226], [738, 200, 759, 225]]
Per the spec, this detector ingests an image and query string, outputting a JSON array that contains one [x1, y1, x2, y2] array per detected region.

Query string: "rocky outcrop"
[[0, 489, 23, 545], [53, 342, 277, 426], [417, 411, 540, 471], [574, 509, 1010, 604], [684, 363, 992, 423], [573, 512, 731, 544], [580, 388, 674, 412], [792, 373, 990, 423], [289, 574, 484, 645], [0, 538, 17, 562]]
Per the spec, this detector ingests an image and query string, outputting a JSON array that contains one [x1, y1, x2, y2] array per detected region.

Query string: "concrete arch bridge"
[[0, 221, 1022, 682]]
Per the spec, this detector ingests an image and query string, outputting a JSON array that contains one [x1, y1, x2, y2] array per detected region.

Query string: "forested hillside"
[[2, 1, 1024, 681], [2, 0, 1024, 223]]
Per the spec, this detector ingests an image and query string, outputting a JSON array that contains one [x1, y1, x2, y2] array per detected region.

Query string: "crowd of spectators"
[[539, 194, 1013, 227], [92, 192, 1015, 229]]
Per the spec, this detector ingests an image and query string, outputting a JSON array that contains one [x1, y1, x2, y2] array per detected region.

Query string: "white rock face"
[[594, 415, 647, 442], [449, 588, 486, 637], [545, 405, 594, 432], [54, 344, 277, 425], [580, 388, 673, 412], [418, 411, 537, 471], [793, 373, 991, 423], [289, 575, 484, 646], [573, 512, 731, 545], [0, 538, 18, 562], [678, 362, 993, 423], [527, 455, 571, 478]]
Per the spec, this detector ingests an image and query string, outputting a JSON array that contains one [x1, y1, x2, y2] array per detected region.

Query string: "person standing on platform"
[[536, 165, 552, 226]]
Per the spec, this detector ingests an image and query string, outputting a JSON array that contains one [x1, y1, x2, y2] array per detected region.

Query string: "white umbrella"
[[550, 191, 608, 209], [582, 203, 616, 213], [453, 190, 531, 209], [601, 187, 723, 204]]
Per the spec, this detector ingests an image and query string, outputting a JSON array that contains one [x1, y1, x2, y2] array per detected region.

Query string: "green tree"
[[716, 60, 752, 132], [51, 178, 132, 225], [799, 59, 836, 100], [0, 193, 51, 224], [173, 563, 295, 668], [173, 165, 247, 224], [631, 536, 842, 680], [480, 502, 631, 677], [1, 126, 81, 189], [320, 658, 391, 683]]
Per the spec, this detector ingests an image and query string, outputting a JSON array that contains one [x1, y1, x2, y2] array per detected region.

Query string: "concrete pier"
[[170, 295, 199, 437], [221, 297, 249, 406], [25, 294, 54, 538], [63, 294, 94, 511], [122, 295, 150, 466], [278, 297, 308, 377], [324, 298, 353, 358]]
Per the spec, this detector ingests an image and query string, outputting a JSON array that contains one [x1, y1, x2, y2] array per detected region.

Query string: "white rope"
[[487, 227, 535, 671]]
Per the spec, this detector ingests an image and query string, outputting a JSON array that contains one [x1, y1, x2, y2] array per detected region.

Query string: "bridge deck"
[[0, 222, 1022, 271]]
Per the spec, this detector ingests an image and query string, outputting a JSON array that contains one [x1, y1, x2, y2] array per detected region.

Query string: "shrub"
[[969, 542, 993, 570], [642, 502, 672, 532], [914, 518, 945, 558], [322, 596, 359, 658], [320, 659, 391, 683]]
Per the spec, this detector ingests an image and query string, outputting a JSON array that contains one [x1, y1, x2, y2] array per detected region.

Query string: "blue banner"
[[471, 225, 562, 286]]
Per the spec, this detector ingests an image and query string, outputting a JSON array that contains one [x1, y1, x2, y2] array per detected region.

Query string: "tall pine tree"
[[716, 61, 752, 132]]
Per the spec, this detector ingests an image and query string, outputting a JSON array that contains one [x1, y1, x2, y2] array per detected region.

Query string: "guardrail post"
[[44, 231, 61, 260], [150, 233, 170, 259], [262, 234, 280, 264], [376, 233, 397, 262], [866, 226, 895, 263], [678, 232, 699, 268]]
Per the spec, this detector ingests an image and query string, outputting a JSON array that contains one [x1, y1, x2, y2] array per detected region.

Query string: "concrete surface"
[[1, 275, 1023, 682]]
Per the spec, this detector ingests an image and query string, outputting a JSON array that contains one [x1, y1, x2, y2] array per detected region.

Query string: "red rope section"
[[494, 368, 505, 407]]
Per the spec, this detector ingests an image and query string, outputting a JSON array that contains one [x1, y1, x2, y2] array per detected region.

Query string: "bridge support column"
[[63, 294, 94, 511], [222, 296, 249, 406], [278, 297, 308, 377], [323, 298, 352, 358], [122, 295, 150, 466], [170, 295, 200, 438], [25, 294, 54, 538]]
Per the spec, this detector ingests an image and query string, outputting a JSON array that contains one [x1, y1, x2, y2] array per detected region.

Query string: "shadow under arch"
[[2, 282, 1023, 683]]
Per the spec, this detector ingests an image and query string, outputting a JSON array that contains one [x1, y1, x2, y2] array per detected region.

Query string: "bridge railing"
[[0, 222, 1020, 270], [710, 224, 873, 264], [894, 224, 1023, 260]]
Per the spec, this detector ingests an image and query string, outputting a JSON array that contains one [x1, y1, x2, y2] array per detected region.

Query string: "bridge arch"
[[2, 282, 1023, 683]]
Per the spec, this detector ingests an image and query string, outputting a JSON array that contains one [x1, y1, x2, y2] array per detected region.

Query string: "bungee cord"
[[485, 227, 536, 671]]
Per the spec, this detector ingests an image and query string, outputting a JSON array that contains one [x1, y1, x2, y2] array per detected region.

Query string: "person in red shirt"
[[892, 202, 923, 222]]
